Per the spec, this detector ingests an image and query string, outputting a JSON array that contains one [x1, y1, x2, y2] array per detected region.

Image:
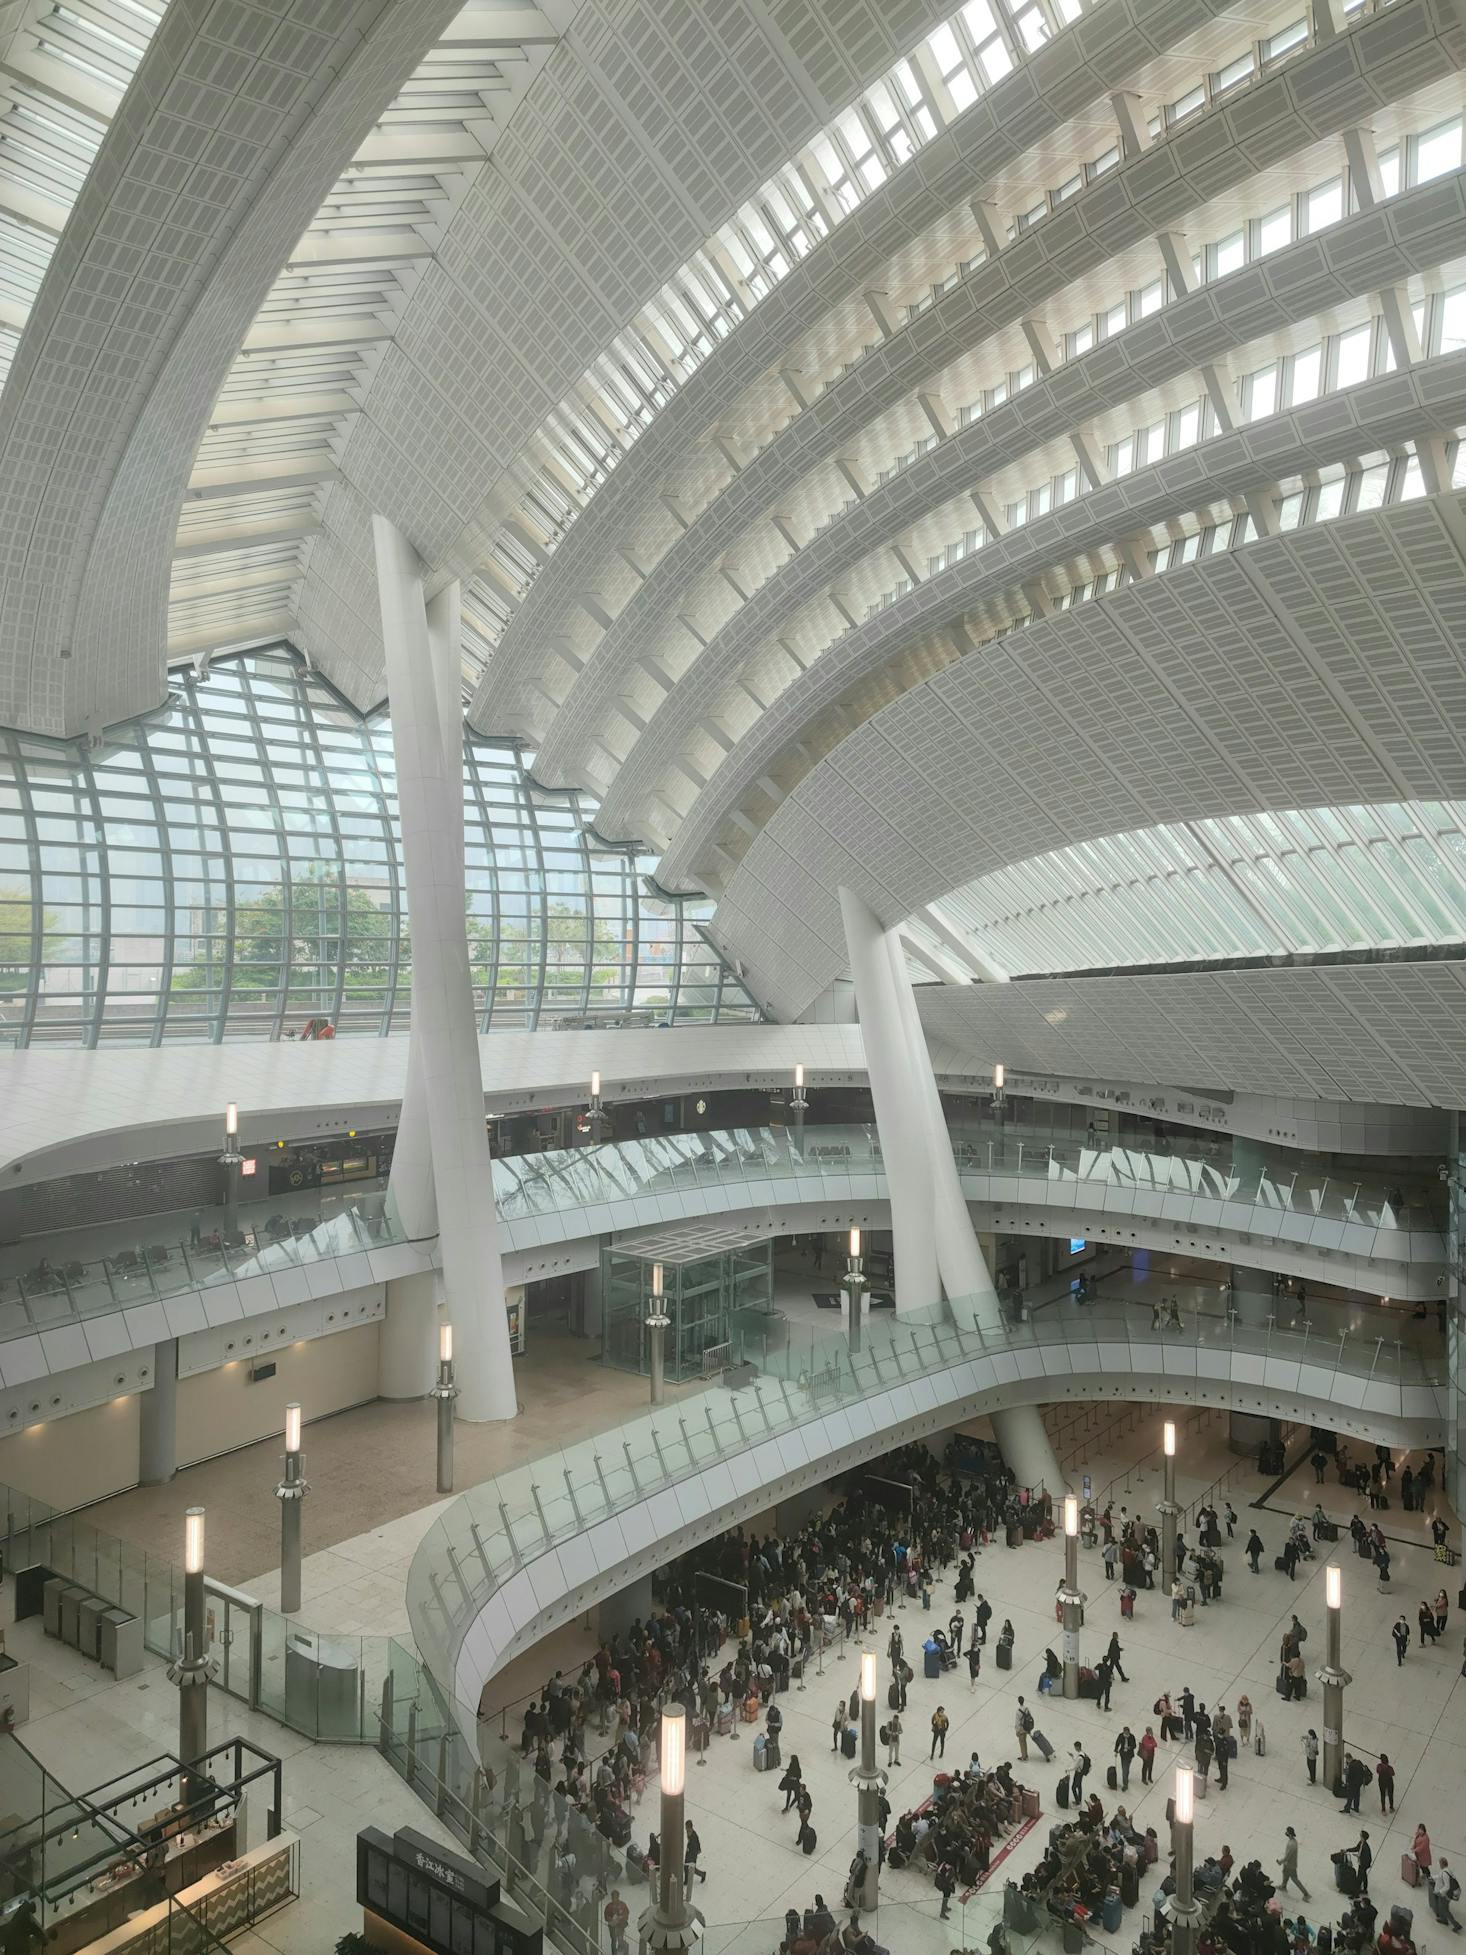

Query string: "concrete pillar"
[[374, 515, 515, 1422], [380, 1272, 441, 1400], [841, 887, 1066, 1495], [138, 1338, 178, 1486], [839, 888, 941, 1310]]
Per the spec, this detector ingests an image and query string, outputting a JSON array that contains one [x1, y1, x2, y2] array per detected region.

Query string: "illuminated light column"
[[1159, 1420, 1182, 1588], [587, 1071, 606, 1141], [992, 1064, 1006, 1156], [1318, 1563, 1351, 1795], [638, 1707, 703, 1953], [647, 1263, 670, 1407], [172, 1507, 210, 1795], [374, 517, 515, 1421], [1060, 1493, 1085, 1700], [432, 1324, 458, 1494], [844, 1228, 867, 1356], [849, 1650, 884, 1910], [791, 1063, 809, 1151], [219, 1102, 243, 1218], [1168, 1765, 1201, 1955], [275, 1402, 308, 1615]]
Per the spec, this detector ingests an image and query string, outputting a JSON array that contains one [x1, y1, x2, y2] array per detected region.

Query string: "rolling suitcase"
[[1402, 1855, 1420, 1887], [1102, 1892, 1124, 1932], [996, 1643, 1013, 1670], [1106, 1766, 1118, 1791], [765, 1737, 780, 1770], [753, 1734, 767, 1770], [841, 1727, 857, 1759], [1032, 1729, 1054, 1761], [1055, 1775, 1070, 1809]]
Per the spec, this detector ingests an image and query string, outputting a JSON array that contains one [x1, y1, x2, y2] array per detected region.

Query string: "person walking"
[[1014, 1698, 1032, 1761], [603, 1890, 630, 1955], [1278, 1827, 1310, 1900], [885, 1713, 902, 1768], [1106, 1630, 1129, 1682], [1096, 1656, 1113, 1712], [930, 1706, 949, 1760], [831, 1701, 846, 1752], [1431, 1859, 1464, 1933], [1114, 1725, 1137, 1791], [1069, 1743, 1090, 1807], [1247, 1528, 1264, 1574], [683, 1821, 706, 1890], [1302, 1729, 1319, 1784], [1102, 1539, 1119, 1582], [1139, 1725, 1157, 1785], [1393, 1616, 1410, 1665], [1194, 1727, 1214, 1788], [779, 1755, 803, 1813], [967, 1641, 982, 1690]]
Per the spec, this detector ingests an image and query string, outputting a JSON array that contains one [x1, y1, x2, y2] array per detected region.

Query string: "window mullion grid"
[[1329, 805, 1436, 941]]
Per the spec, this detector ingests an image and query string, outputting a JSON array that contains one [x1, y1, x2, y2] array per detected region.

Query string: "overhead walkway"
[[406, 1285, 1448, 1742], [0, 1125, 1441, 1388]]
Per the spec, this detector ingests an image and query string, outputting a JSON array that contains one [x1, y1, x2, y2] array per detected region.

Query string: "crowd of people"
[[469, 1430, 1456, 1955]]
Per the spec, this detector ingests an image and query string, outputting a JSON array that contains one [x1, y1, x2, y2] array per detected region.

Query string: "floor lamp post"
[[850, 1651, 884, 1911], [844, 1228, 866, 1356], [638, 1707, 702, 1953], [172, 1507, 210, 1801], [275, 1402, 308, 1615], [647, 1262, 669, 1407], [1168, 1764, 1200, 1955], [431, 1323, 457, 1494], [1318, 1562, 1351, 1795], [1158, 1419, 1182, 1589], [791, 1063, 808, 1152], [1060, 1493, 1085, 1700]]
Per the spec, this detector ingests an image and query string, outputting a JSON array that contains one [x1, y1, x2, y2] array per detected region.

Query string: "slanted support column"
[[374, 514, 516, 1422], [881, 926, 1068, 1497], [839, 888, 941, 1311]]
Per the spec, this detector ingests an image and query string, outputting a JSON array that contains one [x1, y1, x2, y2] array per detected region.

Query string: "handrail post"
[[498, 1501, 519, 1561], [622, 1439, 641, 1490]]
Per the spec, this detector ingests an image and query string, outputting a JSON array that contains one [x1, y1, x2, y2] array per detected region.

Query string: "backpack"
[[1361, 1766, 1374, 1786], [1450, 1874, 1461, 1900], [879, 1724, 890, 1746], [1021, 1709, 1035, 1733]]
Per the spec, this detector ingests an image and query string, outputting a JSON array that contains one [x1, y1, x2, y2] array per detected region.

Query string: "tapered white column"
[[375, 515, 516, 1422], [839, 887, 941, 1309], [839, 887, 1065, 1492]]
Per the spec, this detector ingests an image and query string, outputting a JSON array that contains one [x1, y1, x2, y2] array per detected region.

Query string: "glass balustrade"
[[0, 1121, 1438, 1350]]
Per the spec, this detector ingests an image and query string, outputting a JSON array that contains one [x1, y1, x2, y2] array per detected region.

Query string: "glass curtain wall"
[[0, 646, 759, 1046]]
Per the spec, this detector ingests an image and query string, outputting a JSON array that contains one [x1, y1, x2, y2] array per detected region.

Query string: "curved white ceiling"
[[709, 493, 1466, 1017], [0, 0, 465, 736]]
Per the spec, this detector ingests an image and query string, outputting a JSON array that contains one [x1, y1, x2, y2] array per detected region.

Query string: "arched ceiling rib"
[[518, 0, 1466, 815], [656, 319, 1466, 888], [706, 492, 1466, 1018], [0, 0, 468, 737]]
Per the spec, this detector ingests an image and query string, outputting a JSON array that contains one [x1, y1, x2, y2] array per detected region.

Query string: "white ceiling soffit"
[[512, 0, 1466, 801], [914, 957, 1466, 1109], [655, 338, 1466, 887], [0, 0, 470, 738], [468, 0, 1466, 777], [708, 493, 1466, 1020], [167, 0, 572, 660]]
